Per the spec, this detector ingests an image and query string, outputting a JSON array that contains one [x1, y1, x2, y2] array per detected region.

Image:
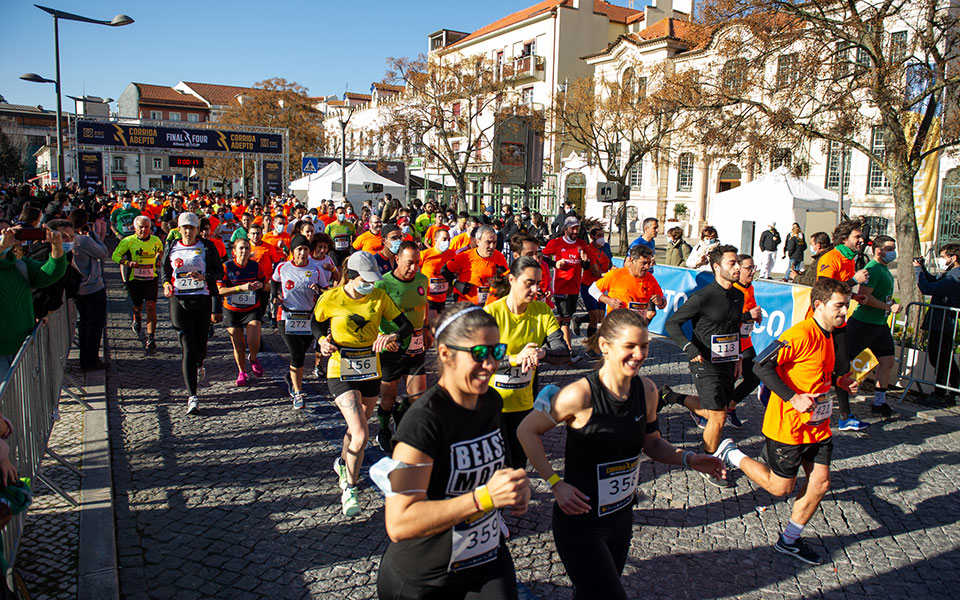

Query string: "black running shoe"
[[870, 402, 893, 418], [377, 426, 393, 453], [774, 537, 824, 565]]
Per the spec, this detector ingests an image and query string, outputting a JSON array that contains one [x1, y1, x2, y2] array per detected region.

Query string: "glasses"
[[446, 343, 507, 363]]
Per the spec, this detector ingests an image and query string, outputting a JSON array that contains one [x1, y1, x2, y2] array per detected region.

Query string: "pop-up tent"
[[289, 162, 339, 202], [708, 167, 842, 275], [304, 160, 405, 209]]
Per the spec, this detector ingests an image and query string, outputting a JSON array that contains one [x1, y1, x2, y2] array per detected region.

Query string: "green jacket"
[[0, 251, 67, 356]]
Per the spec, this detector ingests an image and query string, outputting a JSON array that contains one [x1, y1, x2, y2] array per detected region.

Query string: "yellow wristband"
[[475, 485, 495, 512], [547, 474, 561, 488]]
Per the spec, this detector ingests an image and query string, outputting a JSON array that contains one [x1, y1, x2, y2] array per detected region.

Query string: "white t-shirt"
[[272, 261, 323, 319], [169, 241, 208, 296]]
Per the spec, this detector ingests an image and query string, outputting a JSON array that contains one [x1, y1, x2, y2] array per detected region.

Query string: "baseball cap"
[[397, 216, 410, 226], [178, 213, 200, 228], [347, 251, 383, 282], [563, 216, 580, 229]]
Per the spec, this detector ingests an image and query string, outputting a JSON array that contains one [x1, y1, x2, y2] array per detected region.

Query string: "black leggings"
[[553, 506, 632, 600], [169, 297, 211, 396], [832, 327, 853, 416], [377, 548, 518, 600], [732, 347, 760, 405], [279, 321, 314, 368], [501, 409, 532, 470]]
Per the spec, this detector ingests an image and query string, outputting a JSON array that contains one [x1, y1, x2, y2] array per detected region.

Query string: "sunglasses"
[[446, 343, 507, 363]]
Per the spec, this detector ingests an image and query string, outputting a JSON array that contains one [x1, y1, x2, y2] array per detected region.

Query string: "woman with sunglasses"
[[315, 251, 413, 517], [517, 309, 725, 600], [486, 256, 569, 469], [377, 303, 530, 599]]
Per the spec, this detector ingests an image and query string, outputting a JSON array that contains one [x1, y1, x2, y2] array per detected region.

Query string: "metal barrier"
[[0, 300, 86, 576], [894, 301, 960, 402]]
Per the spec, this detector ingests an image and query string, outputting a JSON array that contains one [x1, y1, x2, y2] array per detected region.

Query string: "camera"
[[914, 256, 925, 265]]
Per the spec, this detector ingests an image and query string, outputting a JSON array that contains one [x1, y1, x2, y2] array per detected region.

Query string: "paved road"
[[103, 261, 960, 600]]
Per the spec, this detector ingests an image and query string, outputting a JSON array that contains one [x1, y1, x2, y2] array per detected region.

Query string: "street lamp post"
[[25, 5, 133, 188], [335, 105, 355, 200]]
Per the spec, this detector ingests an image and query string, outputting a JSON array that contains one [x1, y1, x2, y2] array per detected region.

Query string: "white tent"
[[305, 160, 405, 209], [708, 167, 843, 275], [288, 162, 340, 203]]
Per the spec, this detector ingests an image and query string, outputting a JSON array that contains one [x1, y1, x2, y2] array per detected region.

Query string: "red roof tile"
[[630, 17, 711, 49], [134, 83, 207, 108], [182, 82, 257, 106], [372, 83, 405, 93], [345, 92, 372, 101]]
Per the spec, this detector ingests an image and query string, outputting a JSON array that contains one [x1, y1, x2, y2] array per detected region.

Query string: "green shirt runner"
[[110, 207, 141, 238], [375, 271, 428, 352], [851, 259, 894, 325]]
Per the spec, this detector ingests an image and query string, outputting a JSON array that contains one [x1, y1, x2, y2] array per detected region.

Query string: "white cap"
[[347, 251, 383, 282], [563, 216, 580, 229], [178, 212, 200, 228]]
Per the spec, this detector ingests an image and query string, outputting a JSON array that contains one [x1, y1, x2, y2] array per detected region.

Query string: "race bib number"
[[132, 266, 154, 280], [407, 329, 424, 354], [174, 273, 204, 293], [449, 510, 501, 573], [122, 223, 134, 234], [596, 454, 641, 517], [340, 348, 379, 381], [429, 277, 448, 295], [477, 286, 490, 306], [627, 301, 648, 314], [807, 396, 833, 427], [230, 291, 256, 307], [493, 360, 533, 390], [334, 236, 349, 250], [284, 311, 312, 335], [740, 321, 754, 337], [710, 333, 740, 363]]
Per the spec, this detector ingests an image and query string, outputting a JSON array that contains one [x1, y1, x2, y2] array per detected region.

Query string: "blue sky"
[[2, 0, 640, 110]]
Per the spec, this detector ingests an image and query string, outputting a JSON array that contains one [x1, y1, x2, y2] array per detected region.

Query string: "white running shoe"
[[186, 396, 200, 415]]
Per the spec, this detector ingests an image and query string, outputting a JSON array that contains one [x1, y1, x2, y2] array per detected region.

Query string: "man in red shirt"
[[578, 225, 612, 338], [542, 217, 587, 349]]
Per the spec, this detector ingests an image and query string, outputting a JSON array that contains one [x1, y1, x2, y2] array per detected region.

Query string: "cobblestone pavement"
[[103, 260, 960, 600]]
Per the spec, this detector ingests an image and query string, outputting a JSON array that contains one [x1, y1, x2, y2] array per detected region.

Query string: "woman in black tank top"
[[517, 309, 726, 599]]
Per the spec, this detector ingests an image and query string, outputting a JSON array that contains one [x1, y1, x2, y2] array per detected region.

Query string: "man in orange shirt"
[[247, 222, 283, 324], [440, 225, 508, 305], [263, 214, 291, 256], [588, 244, 666, 322], [423, 212, 449, 248], [713, 277, 858, 566], [420, 228, 455, 320], [818, 220, 871, 431], [449, 216, 481, 252], [729, 253, 762, 427], [352, 215, 384, 253], [319, 204, 337, 227]]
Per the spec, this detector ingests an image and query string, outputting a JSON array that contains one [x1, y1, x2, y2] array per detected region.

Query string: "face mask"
[[370, 457, 431, 497], [347, 209, 354, 215], [883, 250, 897, 263], [436, 240, 450, 253], [389, 239, 402, 254], [594, 236, 605, 246], [937, 257, 952, 270], [402, 225, 410, 234], [274, 224, 285, 234], [337, 213, 345, 222], [61, 241, 74, 253], [356, 281, 375, 295], [122, 202, 132, 210], [706, 238, 719, 245]]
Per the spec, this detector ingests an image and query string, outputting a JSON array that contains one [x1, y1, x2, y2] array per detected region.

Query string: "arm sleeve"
[[753, 345, 796, 402], [916, 271, 960, 296], [664, 293, 702, 360], [542, 328, 569, 359], [82, 234, 110, 259], [589, 281, 603, 300], [161, 243, 174, 282], [390, 312, 414, 340]]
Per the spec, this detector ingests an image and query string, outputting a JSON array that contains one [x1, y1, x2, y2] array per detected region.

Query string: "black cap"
[[290, 234, 310, 250]]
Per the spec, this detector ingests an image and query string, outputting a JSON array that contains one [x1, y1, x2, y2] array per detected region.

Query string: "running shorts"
[[689, 361, 736, 411], [580, 283, 600, 312], [380, 350, 426, 383], [223, 308, 260, 329], [762, 436, 833, 480], [327, 377, 380, 400], [845, 318, 896, 359], [127, 278, 158, 306], [554, 294, 578, 320], [428, 300, 446, 314]]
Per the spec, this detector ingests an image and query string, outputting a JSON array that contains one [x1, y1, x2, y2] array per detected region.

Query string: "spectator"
[[0, 226, 67, 378], [551, 201, 577, 236], [794, 231, 831, 286], [72, 211, 111, 371], [381, 193, 402, 223], [782, 222, 807, 280], [914, 244, 960, 406], [664, 226, 692, 266], [629, 217, 659, 252], [685, 226, 719, 270], [25, 219, 79, 320], [757, 221, 781, 278], [526, 211, 548, 245]]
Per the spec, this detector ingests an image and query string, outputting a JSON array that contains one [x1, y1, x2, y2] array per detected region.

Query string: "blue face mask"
[[61, 241, 74, 253], [337, 213, 345, 222], [356, 281, 375, 295], [389, 239, 402, 254], [883, 250, 897, 263], [402, 225, 411, 234], [122, 202, 132, 210]]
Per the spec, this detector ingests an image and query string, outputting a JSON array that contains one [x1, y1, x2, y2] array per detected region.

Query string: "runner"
[[818, 220, 871, 431], [353, 214, 384, 253], [450, 217, 481, 252], [109, 194, 141, 239], [441, 226, 508, 306], [375, 223, 405, 275], [843, 235, 901, 417], [542, 217, 587, 349], [111, 215, 163, 350], [160, 213, 224, 415], [271, 235, 325, 408], [374, 241, 431, 452], [423, 212, 449, 248], [246, 223, 283, 326], [729, 253, 763, 426], [216, 212, 238, 246], [314, 251, 413, 517], [486, 256, 569, 469], [264, 214, 291, 255], [665, 244, 760, 487], [218, 238, 268, 386], [577, 225, 612, 338], [376, 304, 530, 599], [517, 309, 725, 599], [325, 205, 356, 267], [588, 245, 665, 322], [509, 233, 554, 309], [420, 228, 455, 322], [713, 278, 858, 565]]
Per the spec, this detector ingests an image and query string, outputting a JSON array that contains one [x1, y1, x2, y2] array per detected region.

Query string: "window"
[[521, 86, 534, 105], [629, 159, 642, 188], [622, 68, 634, 101], [152, 157, 162, 171], [833, 42, 852, 78], [636, 77, 647, 100], [770, 148, 792, 170], [722, 59, 746, 95], [607, 142, 622, 176], [112, 157, 124, 173], [521, 40, 535, 57], [677, 153, 694, 192], [187, 113, 199, 122], [825, 141, 851, 191], [890, 31, 908, 62], [776, 53, 799, 89], [169, 112, 181, 121], [452, 141, 461, 152], [149, 110, 162, 120], [452, 102, 461, 116], [867, 126, 890, 194]]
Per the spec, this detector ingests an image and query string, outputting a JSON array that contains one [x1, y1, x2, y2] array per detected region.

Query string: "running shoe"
[[726, 409, 744, 428], [870, 403, 893, 418], [712, 438, 739, 471], [312, 365, 323, 379], [145, 337, 157, 351], [333, 457, 348, 491], [208, 323, 215, 339], [284, 373, 295, 398], [690, 411, 707, 429], [774, 537, 824, 565], [341, 486, 360, 517], [292, 392, 305, 410], [392, 398, 410, 426], [249, 358, 264, 377], [186, 396, 200, 415], [837, 416, 870, 431], [572, 317, 582, 337], [132, 317, 141, 334], [197, 365, 206, 383], [377, 425, 393, 453], [236, 372, 250, 387], [699, 469, 731, 488]]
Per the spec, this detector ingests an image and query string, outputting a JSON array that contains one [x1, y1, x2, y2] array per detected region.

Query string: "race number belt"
[[340, 347, 379, 381], [448, 510, 501, 573], [174, 272, 204, 293], [493, 360, 533, 390], [284, 311, 312, 335], [710, 333, 740, 363], [627, 301, 648, 314], [807, 395, 833, 427], [596, 454, 641, 517], [132, 266, 154, 280], [334, 236, 349, 250], [407, 328, 425, 354], [477, 286, 490, 306], [230, 291, 256, 307], [429, 277, 448, 295]]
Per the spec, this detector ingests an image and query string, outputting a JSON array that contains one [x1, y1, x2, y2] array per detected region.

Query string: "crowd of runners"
[[8, 182, 959, 600]]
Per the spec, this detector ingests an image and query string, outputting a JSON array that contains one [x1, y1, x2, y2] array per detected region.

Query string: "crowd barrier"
[[892, 302, 960, 401], [0, 301, 86, 579]]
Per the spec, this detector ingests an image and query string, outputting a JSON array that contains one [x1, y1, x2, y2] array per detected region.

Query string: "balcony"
[[499, 55, 546, 83]]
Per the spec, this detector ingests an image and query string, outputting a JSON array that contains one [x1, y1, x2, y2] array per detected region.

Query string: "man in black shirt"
[[666, 244, 761, 487]]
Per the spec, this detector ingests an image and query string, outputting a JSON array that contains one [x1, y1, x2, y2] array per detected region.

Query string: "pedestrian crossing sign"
[[302, 157, 319, 174]]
